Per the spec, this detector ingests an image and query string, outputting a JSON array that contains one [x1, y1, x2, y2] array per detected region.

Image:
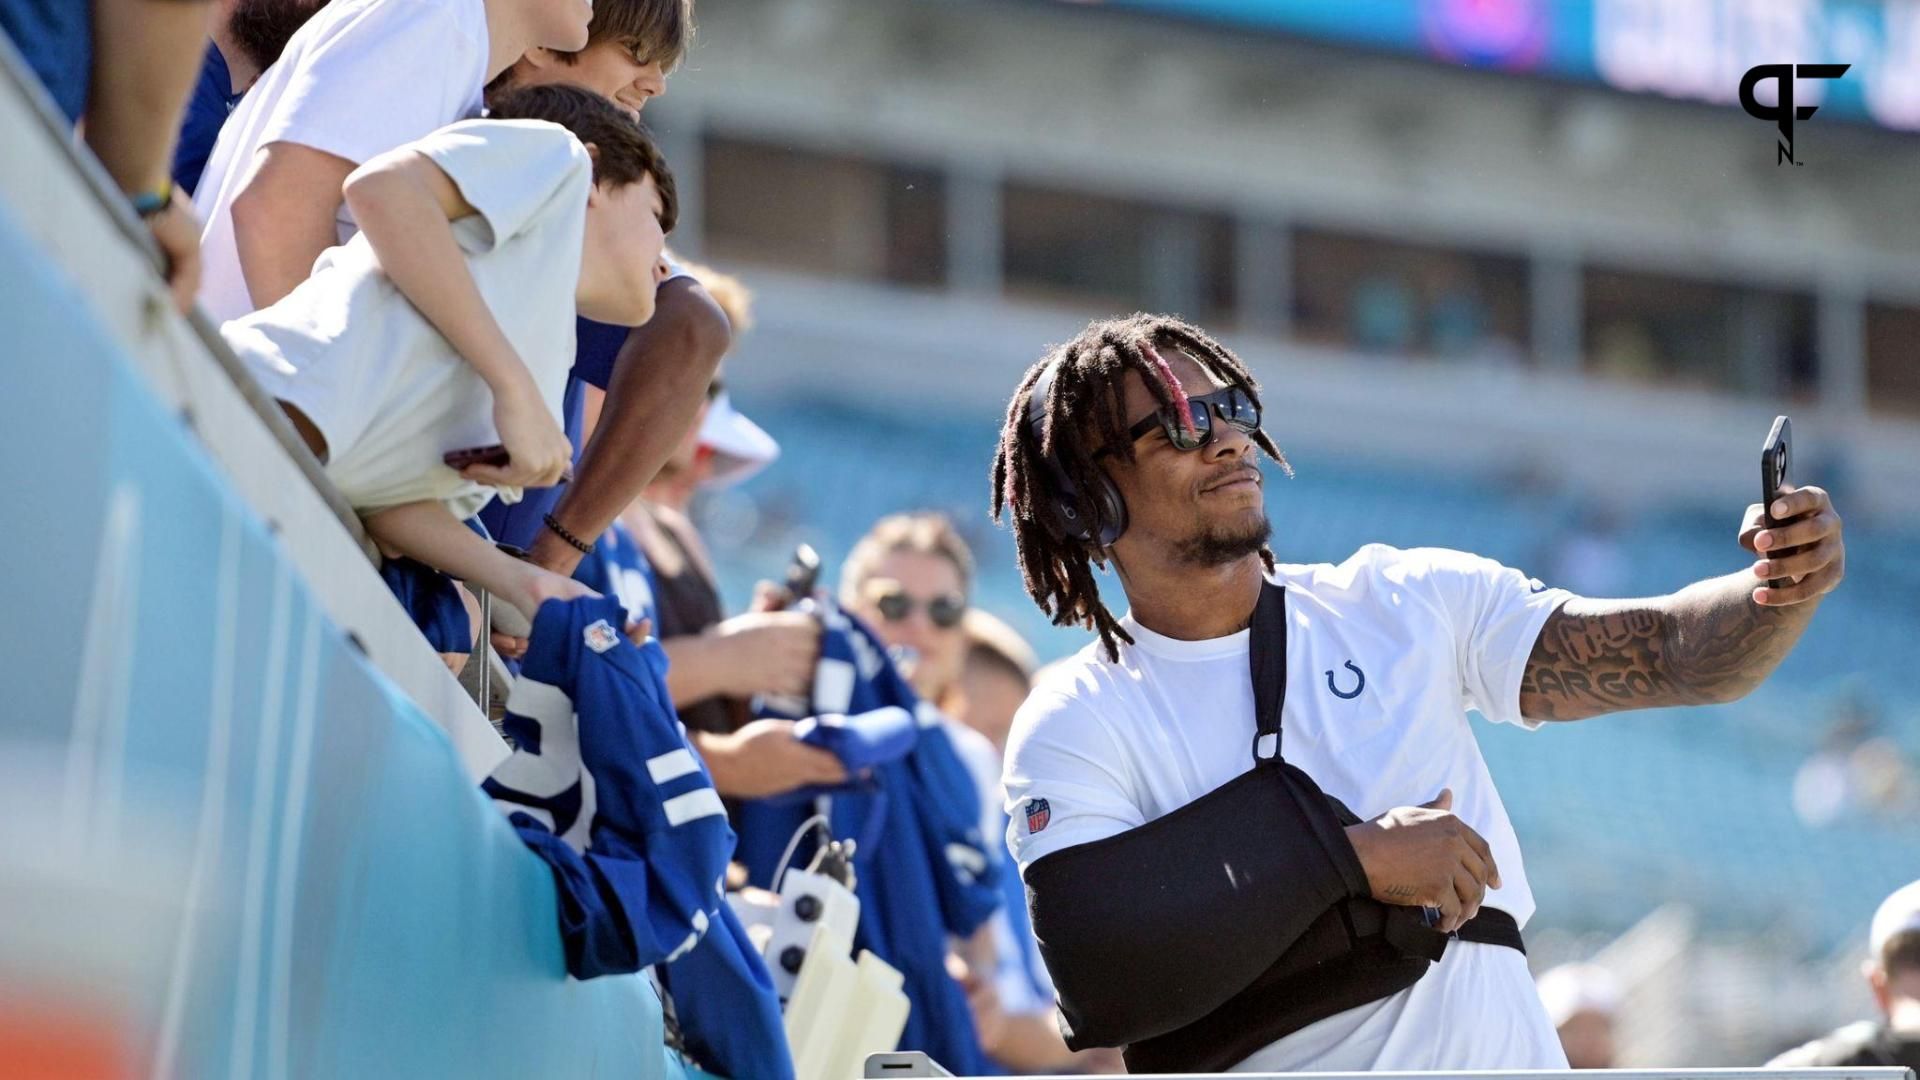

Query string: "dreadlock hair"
[[990, 313, 1290, 662]]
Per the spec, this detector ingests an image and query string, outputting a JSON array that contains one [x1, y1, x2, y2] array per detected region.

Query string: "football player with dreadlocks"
[[989, 313, 1845, 1073]]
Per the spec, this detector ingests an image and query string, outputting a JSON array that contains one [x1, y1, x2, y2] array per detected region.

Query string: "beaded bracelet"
[[543, 513, 595, 555]]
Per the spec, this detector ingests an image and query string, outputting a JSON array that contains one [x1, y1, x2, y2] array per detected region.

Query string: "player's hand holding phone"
[[1343, 788, 1501, 935], [1738, 415, 1845, 607]]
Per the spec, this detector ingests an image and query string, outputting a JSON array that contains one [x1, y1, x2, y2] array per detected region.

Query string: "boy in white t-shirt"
[[194, 0, 594, 324], [222, 85, 676, 625]]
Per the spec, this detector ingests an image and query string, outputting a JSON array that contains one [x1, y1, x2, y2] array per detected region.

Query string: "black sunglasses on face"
[[873, 589, 967, 629], [1124, 386, 1262, 452]]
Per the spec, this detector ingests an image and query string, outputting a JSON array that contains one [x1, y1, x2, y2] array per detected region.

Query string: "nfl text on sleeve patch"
[[1025, 797, 1051, 833], [584, 619, 620, 653]]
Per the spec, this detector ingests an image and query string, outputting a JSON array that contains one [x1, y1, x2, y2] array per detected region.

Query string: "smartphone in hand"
[[1761, 416, 1791, 590], [444, 444, 510, 471], [443, 444, 574, 483], [785, 543, 822, 602]]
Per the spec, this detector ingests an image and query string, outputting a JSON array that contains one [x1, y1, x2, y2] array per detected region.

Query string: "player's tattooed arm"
[[1518, 487, 1844, 722]]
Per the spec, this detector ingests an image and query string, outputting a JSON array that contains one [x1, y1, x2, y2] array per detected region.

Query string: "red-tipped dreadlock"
[[990, 313, 1289, 661]]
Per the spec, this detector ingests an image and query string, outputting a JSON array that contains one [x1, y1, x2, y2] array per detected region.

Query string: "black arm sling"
[[1021, 580, 1524, 1074]]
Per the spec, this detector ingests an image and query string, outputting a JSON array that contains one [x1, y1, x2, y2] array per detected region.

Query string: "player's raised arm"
[[1518, 485, 1845, 722]]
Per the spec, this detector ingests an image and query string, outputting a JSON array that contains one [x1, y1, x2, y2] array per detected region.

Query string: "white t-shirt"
[[1001, 544, 1574, 1071], [194, 0, 490, 323], [223, 119, 591, 519]]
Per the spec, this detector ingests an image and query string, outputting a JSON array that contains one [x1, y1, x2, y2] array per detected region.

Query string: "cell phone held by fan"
[[784, 543, 822, 604], [444, 444, 510, 471], [443, 444, 574, 483], [1761, 416, 1791, 591]]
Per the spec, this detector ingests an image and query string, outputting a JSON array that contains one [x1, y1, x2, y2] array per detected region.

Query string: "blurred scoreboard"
[[1054, 0, 1920, 132]]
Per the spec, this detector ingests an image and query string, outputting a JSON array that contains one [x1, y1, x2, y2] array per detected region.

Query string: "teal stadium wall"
[[0, 200, 665, 1077]]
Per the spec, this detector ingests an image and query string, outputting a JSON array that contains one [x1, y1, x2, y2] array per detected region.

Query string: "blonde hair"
[[961, 608, 1038, 688], [839, 512, 975, 605], [674, 253, 755, 334]]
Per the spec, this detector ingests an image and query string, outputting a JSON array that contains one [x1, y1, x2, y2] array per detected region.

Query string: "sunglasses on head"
[[872, 589, 967, 629], [1119, 386, 1262, 453]]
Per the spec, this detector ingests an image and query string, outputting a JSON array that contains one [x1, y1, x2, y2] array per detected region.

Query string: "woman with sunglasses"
[[838, 513, 1071, 1072], [839, 513, 978, 711]]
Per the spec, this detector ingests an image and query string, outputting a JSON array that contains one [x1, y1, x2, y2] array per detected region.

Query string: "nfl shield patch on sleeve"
[[1025, 797, 1051, 833], [583, 619, 620, 654]]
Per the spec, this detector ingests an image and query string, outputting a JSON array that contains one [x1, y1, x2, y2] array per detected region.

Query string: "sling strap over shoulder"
[[1022, 581, 1524, 1073]]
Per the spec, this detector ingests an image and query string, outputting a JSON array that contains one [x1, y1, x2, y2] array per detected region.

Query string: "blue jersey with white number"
[[485, 595, 791, 1080]]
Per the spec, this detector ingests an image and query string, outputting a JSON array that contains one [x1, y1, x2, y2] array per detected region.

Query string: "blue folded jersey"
[[793, 708, 918, 769], [485, 595, 792, 1080], [753, 706, 921, 808], [733, 600, 1003, 1076]]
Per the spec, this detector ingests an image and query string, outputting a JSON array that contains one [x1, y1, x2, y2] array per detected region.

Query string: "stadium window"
[[1001, 183, 1234, 323], [1583, 268, 1817, 397], [1866, 302, 1920, 417], [1287, 228, 1530, 365], [701, 135, 947, 287]]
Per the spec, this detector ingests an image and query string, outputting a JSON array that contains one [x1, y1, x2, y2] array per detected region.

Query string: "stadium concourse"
[[3, 0, 1919, 1078]]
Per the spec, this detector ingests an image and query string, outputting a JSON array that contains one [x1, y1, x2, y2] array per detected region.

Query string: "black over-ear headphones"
[[1023, 359, 1128, 548]]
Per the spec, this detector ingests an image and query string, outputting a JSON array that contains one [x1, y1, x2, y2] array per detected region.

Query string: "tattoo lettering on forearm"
[[1382, 884, 1419, 901], [1547, 609, 1662, 666], [1518, 574, 1818, 722]]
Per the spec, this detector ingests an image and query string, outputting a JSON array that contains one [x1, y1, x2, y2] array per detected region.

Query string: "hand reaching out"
[[700, 719, 848, 799], [710, 611, 821, 699]]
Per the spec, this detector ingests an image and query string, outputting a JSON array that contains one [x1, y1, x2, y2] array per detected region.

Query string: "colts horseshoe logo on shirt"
[[1325, 660, 1366, 699]]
